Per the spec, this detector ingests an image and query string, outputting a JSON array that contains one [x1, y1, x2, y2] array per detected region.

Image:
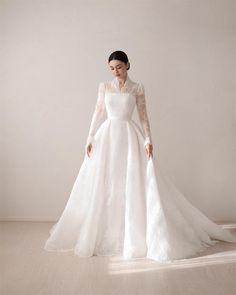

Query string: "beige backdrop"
[[1, 0, 236, 222]]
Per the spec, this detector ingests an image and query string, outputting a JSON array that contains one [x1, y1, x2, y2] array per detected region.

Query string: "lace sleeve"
[[86, 82, 106, 146], [136, 83, 153, 147]]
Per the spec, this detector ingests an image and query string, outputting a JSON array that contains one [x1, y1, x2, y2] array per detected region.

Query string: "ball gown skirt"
[[44, 91, 236, 263]]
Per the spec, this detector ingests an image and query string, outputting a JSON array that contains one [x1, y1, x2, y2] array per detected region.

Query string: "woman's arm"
[[86, 82, 106, 146], [136, 83, 153, 147]]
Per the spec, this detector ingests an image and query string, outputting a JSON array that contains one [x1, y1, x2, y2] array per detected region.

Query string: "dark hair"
[[108, 50, 130, 70]]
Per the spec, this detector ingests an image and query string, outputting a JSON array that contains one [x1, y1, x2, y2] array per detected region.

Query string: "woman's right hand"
[[145, 143, 153, 160], [85, 143, 92, 157]]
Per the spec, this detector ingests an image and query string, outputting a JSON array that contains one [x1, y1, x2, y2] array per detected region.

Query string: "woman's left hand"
[[145, 143, 153, 159]]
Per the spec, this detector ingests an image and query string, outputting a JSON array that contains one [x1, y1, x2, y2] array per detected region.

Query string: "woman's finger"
[[86, 145, 91, 157]]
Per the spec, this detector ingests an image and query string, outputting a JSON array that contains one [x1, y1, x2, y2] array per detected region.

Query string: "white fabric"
[[86, 75, 152, 147], [44, 74, 236, 263]]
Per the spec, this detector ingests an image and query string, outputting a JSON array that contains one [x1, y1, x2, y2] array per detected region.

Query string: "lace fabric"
[[44, 74, 236, 261], [86, 82, 106, 146], [86, 75, 152, 147], [136, 83, 152, 146]]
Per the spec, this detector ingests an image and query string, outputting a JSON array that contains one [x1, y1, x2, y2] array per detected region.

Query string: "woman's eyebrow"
[[110, 64, 122, 68]]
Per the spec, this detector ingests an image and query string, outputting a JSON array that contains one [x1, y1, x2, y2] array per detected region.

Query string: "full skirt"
[[44, 118, 236, 262]]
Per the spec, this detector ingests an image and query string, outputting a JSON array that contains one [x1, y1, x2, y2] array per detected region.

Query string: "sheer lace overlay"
[[44, 74, 236, 263], [86, 82, 106, 146], [136, 83, 152, 146], [86, 75, 152, 147]]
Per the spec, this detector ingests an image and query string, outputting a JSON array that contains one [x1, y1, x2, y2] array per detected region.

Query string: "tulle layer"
[[44, 118, 236, 262]]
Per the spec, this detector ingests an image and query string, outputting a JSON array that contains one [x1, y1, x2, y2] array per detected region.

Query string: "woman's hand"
[[145, 143, 153, 159], [85, 143, 92, 157]]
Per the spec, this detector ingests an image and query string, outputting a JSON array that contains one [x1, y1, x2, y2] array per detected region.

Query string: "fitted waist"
[[107, 116, 132, 121]]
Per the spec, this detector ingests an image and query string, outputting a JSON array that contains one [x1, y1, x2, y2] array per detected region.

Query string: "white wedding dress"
[[44, 74, 236, 263]]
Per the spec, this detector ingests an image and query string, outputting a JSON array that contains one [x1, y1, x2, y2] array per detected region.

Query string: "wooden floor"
[[1, 221, 236, 295]]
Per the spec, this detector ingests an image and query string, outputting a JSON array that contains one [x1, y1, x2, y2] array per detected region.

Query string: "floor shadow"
[[108, 241, 236, 274]]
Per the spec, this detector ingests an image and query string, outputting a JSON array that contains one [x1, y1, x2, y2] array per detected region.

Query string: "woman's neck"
[[117, 74, 128, 87]]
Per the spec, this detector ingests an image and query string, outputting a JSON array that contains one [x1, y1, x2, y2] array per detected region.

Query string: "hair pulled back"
[[108, 50, 130, 70]]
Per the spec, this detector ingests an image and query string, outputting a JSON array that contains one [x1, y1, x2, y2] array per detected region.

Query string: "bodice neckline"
[[112, 75, 133, 92]]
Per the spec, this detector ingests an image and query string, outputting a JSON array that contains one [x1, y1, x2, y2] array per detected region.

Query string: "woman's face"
[[109, 60, 129, 79]]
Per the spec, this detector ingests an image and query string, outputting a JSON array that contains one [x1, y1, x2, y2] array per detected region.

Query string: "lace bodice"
[[86, 75, 152, 147]]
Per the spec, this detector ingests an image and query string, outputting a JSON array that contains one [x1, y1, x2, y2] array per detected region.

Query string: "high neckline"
[[113, 74, 132, 91]]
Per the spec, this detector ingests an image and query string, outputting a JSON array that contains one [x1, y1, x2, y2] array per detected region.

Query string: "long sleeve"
[[136, 83, 153, 147], [86, 82, 106, 146]]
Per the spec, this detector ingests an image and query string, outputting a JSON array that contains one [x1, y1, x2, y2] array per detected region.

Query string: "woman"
[[44, 50, 236, 263]]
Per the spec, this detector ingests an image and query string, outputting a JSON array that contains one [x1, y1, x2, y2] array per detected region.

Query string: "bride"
[[44, 50, 236, 263]]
